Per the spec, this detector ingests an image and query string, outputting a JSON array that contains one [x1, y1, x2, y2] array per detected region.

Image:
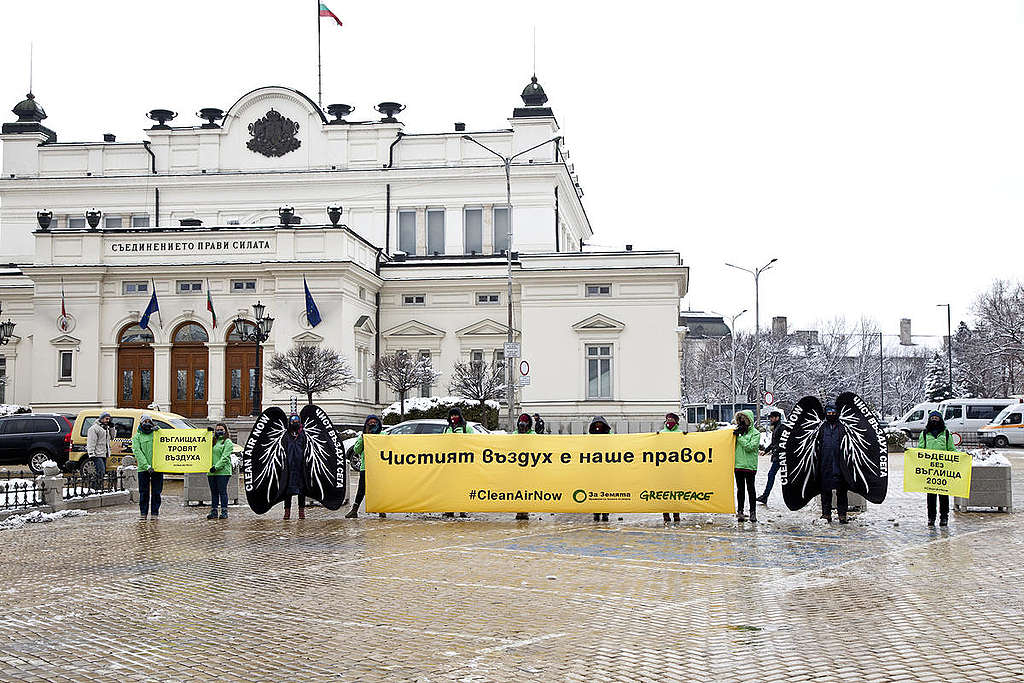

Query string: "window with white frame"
[[470, 349, 484, 365], [226, 219, 240, 226], [122, 281, 150, 295], [493, 349, 505, 367], [131, 214, 150, 228], [464, 208, 483, 255], [493, 206, 510, 253], [68, 216, 86, 229], [58, 350, 74, 383], [177, 280, 203, 294], [104, 215, 122, 229], [476, 292, 500, 305], [402, 294, 425, 306], [426, 209, 445, 256], [398, 210, 416, 255], [586, 344, 613, 399], [358, 286, 367, 301], [419, 350, 432, 398], [586, 283, 612, 297], [231, 279, 257, 292]]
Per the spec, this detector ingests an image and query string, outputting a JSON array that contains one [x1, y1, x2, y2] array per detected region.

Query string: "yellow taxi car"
[[69, 408, 197, 474]]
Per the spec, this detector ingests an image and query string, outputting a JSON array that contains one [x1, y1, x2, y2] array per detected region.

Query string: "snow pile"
[[0, 404, 30, 417], [967, 448, 1012, 468], [381, 396, 500, 418], [0, 509, 87, 531], [0, 478, 37, 508]]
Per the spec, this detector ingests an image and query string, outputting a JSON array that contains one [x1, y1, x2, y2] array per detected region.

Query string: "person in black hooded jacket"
[[345, 414, 383, 519], [282, 413, 307, 520], [443, 407, 475, 518], [588, 416, 613, 522]]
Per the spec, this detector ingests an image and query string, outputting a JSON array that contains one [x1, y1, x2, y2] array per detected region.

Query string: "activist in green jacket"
[[347, 415, 384, 519], [206, 423, 234, 520], [660, 412, 683, 522], [209, 432, 234, 476], [133, 414, 163, 520], [132, 426, 155, 472], [733, 410, 760, 523], [918, 411, 957, 527], [443, 408, 474, 518]]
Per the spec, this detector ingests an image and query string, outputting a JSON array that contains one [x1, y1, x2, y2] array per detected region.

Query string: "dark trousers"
[[91, 457, 107, 490], [760, 460, 780, 499], [138, 469, 163, 516], [821, 481, 848, 518], [284, 494, 306, 509], [352, 470, 366, 509], [927, 494, 949, 522], [208, 475, 230, 510], [735, 469, 756, 514]]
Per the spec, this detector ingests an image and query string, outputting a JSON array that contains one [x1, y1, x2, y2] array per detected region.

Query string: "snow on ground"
[[0, 404, 30, 417], [381, 396, 499, 418], [966, 448, 1012, 467], [0, 478, 37, 507], [0, 509, 87, 531]]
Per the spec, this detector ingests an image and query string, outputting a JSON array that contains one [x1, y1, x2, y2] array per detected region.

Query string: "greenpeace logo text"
[[639, 490, 715, 502]]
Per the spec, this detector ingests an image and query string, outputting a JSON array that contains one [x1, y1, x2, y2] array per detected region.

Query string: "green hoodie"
[[132, 430, 155, 472], [733, 410, 760, 471], [661, 424, 682, 433], [210, 437, 234, 476], [918, 430, 957, 452]]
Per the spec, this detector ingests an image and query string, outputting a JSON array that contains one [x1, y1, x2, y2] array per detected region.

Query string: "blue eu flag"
[[140, 290, 160, 330], [304, 276, 322, 327]]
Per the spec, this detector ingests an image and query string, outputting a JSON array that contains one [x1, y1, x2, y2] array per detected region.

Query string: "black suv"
[[0, 413, 74, 474]]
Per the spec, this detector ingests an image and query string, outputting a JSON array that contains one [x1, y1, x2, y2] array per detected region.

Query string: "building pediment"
[[455, 319, 516, 338], [49, 333, 82, 347], [571, 314, 625, 333], [354, 315, 376, 336], [291, 330, 324, 345], [382, 320, 446, 339]]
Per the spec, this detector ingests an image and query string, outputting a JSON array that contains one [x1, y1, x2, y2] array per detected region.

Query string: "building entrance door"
[[116, 324, 155, 409], [225, 321, 262, 417], [170, 323, 209, 418]]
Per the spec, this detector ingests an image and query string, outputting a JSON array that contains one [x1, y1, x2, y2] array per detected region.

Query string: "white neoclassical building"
[[0, 78, 688, 430]]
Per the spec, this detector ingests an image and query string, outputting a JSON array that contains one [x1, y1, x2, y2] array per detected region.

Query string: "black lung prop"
[[242, 404, 346, 515], [779, 396, 825, 511], [835, 392, 888, 504]]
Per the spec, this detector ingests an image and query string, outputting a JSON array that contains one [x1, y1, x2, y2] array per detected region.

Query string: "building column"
[[415, 207, 426, 256], [207, 342, 226, 420], [99, 344, 117, 408], [153, 343, 172, 411], [482, 204, 494, 254]]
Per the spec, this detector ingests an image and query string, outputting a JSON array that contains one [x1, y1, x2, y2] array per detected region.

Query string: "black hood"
[[588, 416, 611, 434], [363, 414, 383, 434], [516, 413, 533, 433], [447, 408, 465, 427], [926, 412, 946, 435]]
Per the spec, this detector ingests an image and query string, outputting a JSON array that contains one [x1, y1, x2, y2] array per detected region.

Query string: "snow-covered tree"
[[372, 350, 441, 419], [266, 344, 356, 405], [448, 360, 506, 405], [924, 353, 952, 402]]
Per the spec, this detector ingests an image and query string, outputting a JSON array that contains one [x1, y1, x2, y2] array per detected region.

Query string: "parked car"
[[890, 402, 940, 439], [978, 402, 1024, 448], [0, 413, 74, 474], [936, 398, 1018, 440], [342, 419, 491, 472], [70, 408, 197, 476]]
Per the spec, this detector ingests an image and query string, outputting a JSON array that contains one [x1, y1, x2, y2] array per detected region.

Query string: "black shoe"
[[443, 512, 455, 518], [821, 514, 832, 523], [206, 510, 218, 520], [755, 496, 768, 505], [927, 519, 935, 527], [737, 513, 747, 522], [593, 513, 601, 521], [219, 511, 228, 519], [749, 511, 757, 523], [673, 514, 680, 522], [459, 512, 468, 518], [601, 513, 609, 521], [838, 515, 848, 525], [344, 508, 358, 519], [515, 513, 529, 520], [663, 513, 671, 522], [378, 513, 387, 518], [939, 518, 948, 527]]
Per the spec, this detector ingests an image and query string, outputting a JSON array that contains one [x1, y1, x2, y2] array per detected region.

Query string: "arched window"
[[173, 323, 209, 344], [119, 324, 154, 345], [227, 321, 257, 343]]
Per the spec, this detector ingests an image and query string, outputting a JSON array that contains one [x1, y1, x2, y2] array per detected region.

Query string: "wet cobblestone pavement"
[[2, 452, 1023, 682]]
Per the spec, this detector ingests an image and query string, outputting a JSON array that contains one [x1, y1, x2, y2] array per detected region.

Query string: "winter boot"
[[459, 512, 468, 518], [283, 508, 291, 520], [755, 495, 768, 505], [663, 513, 671, 523], [219, 510, 228, 519], [736, 513, 747, 522], [820, 513, 832, 523], [515, 513, 529, 520], [749, 510, 757, 523], [838, 514, 848, 525], [298, 508, 306, 520], [443, 512, 455, 518], [601, 513, 609, 522], [206, 510, 218, 520], [378, 513, 387, 518], [592, 513, 601, 521], [673, 513, 681, 522], [927, 518, 935, 527], [344, 507, 358, 519], [939, 517, 948, 527]]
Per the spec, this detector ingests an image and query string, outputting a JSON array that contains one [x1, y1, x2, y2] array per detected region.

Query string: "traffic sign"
[[519, 376, 531, 386], [519, 360, 530, 376], [951, 432, 963, 447], [764, 391, 775, 406], [504, 342, 521, 358]]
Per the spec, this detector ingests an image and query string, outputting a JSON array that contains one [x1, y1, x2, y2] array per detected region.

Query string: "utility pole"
[[937, 303, 952, 397], [725, 260, 777, 427]]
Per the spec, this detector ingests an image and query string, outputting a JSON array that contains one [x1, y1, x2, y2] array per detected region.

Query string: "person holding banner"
[[132, 414, 163, 520], [282, 413, 307, 520], [514, 414, 536, 521], [206, 423, 233, 520], [733, 410, 760, 523], [589, 416, 614, 522], [345, 414, 384, 519], [919, 410, 956, 527], [817, 404, 848, 524], [756, 410, 784, 505], [443, 408, 475, 518], [661, 413, 684, 523]]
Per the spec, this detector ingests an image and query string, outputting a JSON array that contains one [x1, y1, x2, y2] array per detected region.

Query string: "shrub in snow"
[[381, 396, 500, 429], [884, 428, 908, 450], [0, 404, 30, 417], [0, 509, 88, 531]]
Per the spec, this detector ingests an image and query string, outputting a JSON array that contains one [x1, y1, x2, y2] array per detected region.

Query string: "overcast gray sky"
[[2, 1, 1022, 339]]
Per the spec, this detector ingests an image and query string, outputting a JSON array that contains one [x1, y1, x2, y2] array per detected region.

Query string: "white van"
[[937, 398, 1018, 439], [891, 402, 939, 438], [978, 403, 1024, 448]]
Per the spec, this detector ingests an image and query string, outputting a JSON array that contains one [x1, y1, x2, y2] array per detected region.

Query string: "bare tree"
[[372, 350, 440, 419], [266, 344, 356, 405], [449, 360, 505, 405], [972, 280, 1024, 396]]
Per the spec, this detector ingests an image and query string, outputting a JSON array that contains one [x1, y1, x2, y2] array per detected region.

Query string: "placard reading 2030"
[[153, 429, 213, 473], [365, 430, 736, 513]]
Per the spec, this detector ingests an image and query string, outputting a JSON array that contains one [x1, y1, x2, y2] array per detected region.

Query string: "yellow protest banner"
[[152, 429, 213, 474], [903, 448, 972, 498], [365, 430, 736, 513]]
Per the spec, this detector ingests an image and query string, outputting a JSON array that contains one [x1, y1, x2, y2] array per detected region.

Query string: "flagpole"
[[152, 278, 163, 329], [317, 0, 323, 109]]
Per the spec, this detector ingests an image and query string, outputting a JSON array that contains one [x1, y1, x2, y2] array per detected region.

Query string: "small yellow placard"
[[153, 429, 213, 474], [903, 448, 972, 498]]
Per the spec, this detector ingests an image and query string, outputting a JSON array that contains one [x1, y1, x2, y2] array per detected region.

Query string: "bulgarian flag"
[[206, 280, 217, 329], [319, 3, 342, 27]]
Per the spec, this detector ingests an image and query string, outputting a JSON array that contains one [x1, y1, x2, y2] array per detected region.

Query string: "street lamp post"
[[937, 303, 953, 397], [0, 302, 15, 346], [234, 301, 274, 417], [727, 309, 748, 421], [461, 133, 562, 430], [725, 259, 777, 427]]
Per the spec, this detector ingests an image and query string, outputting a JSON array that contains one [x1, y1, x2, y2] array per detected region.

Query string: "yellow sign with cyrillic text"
[[365, 430, 737, 513], [152, 429, 213, 474], [903, 448, 972, 498]]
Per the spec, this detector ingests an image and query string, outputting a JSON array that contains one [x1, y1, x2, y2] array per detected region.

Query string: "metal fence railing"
[[62, 469, 126, 500], [0, 470, 46, 511]]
